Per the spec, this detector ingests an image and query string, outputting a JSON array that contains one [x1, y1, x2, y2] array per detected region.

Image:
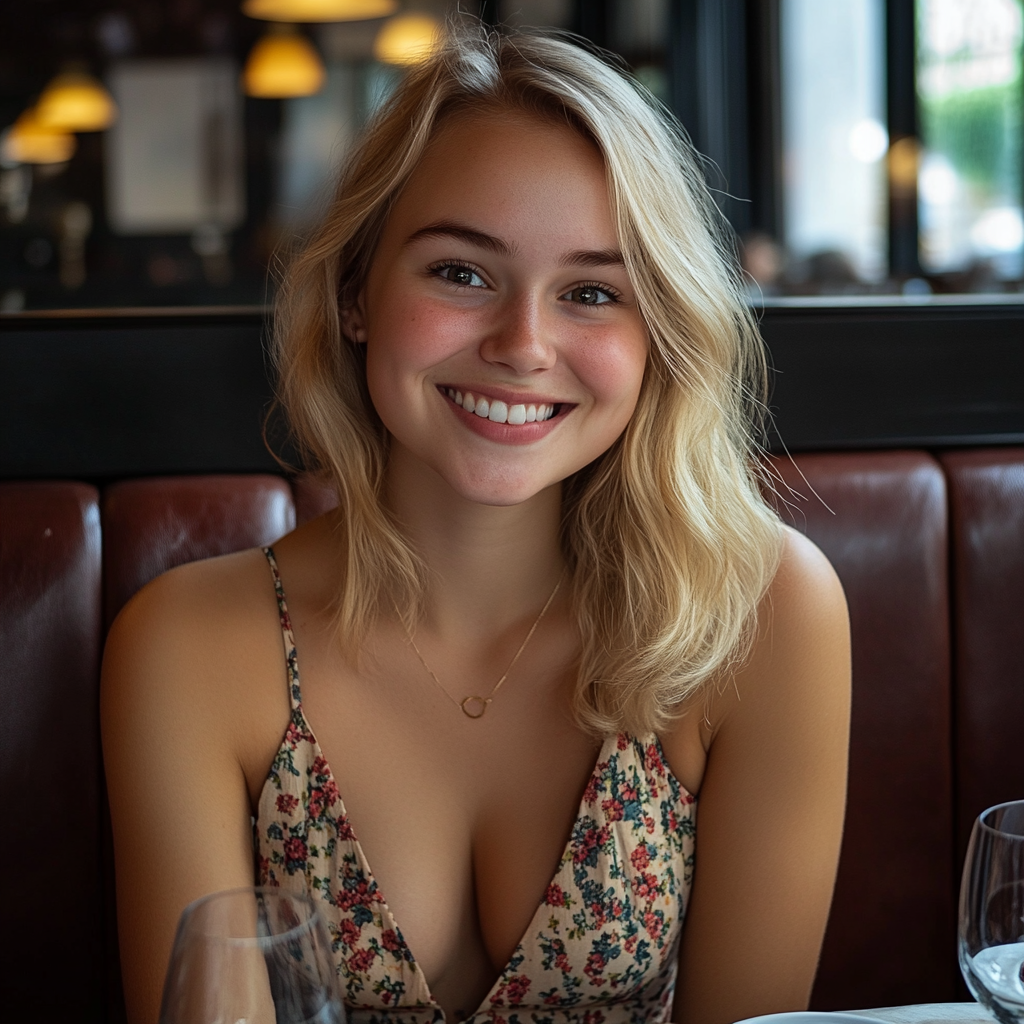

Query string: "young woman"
[[102, 24, 850, 1024]]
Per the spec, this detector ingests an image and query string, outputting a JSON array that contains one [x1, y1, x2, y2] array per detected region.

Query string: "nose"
[[478, 292, 557, 375]]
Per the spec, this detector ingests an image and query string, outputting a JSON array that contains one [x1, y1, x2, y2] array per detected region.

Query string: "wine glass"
[[159, 887, 345, 1024], [959, 800, 1024, 1024]]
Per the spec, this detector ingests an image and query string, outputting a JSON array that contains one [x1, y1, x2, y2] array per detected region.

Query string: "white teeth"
[[445, 388, 559, 424]]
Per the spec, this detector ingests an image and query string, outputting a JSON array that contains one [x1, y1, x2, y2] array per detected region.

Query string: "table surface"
[[857, 1004, 992, 1024]]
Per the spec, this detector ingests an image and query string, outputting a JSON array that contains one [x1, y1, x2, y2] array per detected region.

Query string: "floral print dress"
[[255, 547, 697, 1024]]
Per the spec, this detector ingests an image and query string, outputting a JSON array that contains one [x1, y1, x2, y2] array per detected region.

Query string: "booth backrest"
[[2, 449, 1022, 1023]]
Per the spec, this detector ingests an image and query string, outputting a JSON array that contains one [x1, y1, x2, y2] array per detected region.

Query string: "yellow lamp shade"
[[1, 109, 77, 164], [35, 72, 117, 132], [244, 25, 326, 97], [373, 13, 441, 66], [242, 0, 396, 22]]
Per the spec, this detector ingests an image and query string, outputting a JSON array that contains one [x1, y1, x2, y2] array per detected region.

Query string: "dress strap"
[[262, 546, 302, 712]]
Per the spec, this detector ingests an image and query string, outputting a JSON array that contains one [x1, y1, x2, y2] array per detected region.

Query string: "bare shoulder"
[[725, 524, 850, 720], [101, 546, 288, 796]]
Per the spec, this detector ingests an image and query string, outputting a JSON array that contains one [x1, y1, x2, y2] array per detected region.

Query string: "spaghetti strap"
[[262, 546, 302, 712]]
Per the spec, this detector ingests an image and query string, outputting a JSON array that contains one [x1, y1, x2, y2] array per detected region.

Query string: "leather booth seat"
[[2, 450, 1022, 1022]]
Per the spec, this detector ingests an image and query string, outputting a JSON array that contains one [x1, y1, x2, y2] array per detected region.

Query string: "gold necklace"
[[403, 571, 564, 719]]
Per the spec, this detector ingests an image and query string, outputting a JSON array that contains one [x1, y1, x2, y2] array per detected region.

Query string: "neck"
[[383, 446, 567, 638]]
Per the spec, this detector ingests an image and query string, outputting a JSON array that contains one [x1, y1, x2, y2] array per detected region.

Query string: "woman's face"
[[356, 109, 649, 508]]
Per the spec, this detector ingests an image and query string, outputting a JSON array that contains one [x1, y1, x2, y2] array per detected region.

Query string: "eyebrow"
[[404, 220, 625, 269], [558, 248, 625, 269], [404, 221, 516, 257]]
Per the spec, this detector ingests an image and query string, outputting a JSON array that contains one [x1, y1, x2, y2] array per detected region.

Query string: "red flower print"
[[545, 883, 567, 907], [347, 947, 376, 973], [572, 824, 611, 866], [630, 845, 651, 871], [339, 919, 360, 947], [584, 1011, 606, 1024], [644, 815, 656, 834], [308, 789, 326, 820], [645, 742, 666, 775], [555, 952, 571, 973], [336, 815, 355, 840], [582, 774, 600, 805], [601, 798, 624, 821], [505, 975, 532, 1002], [624, 934, 638, 953], [311, 755, 329, 779], [381, 929, 400, 952], [257, 855, 270, 881], [667, 810, 678, 832], [336, 879, 378, 911], [584, 952, 606, 981], [617, 734, 629, 750], [644, 911, 663, 940], [631, 871, 660, 900], [283, 837, 307, 866], [276, 793, 299, 814]]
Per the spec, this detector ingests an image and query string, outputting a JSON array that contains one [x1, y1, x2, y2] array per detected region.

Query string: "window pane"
[[780, 0, 888, 288], [917, 0, 1024, 281]]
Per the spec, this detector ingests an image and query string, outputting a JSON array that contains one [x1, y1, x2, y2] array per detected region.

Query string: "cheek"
[[573, 330, 649, 413], [367, 294, 478, 373]]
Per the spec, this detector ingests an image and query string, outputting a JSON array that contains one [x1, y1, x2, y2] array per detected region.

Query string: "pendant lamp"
[[35, 72, 117, 132], [244, 23, 326, 97], [2, 109, 77, 165], [373, 12, 441, 66], [242, 0, 396, 21]]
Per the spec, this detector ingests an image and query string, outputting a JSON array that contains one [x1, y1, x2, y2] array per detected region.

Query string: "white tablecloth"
[[857, 1004, 991, 1024]]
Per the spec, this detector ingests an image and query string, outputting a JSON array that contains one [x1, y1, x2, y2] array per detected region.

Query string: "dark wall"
[[2, 300, 1023, 479]]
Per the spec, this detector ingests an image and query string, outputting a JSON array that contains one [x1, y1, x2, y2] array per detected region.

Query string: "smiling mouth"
[[440, 387, 563, 425]]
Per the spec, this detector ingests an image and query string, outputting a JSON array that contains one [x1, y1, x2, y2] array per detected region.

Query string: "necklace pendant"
[[460, 696, 491, 719]]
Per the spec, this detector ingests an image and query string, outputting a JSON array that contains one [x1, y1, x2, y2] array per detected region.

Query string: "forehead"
[[379, 108, 616, 249]]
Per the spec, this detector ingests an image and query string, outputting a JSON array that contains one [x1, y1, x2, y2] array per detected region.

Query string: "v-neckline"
[[281, 704, 626, 1020], [259, 546, 695, 1021]]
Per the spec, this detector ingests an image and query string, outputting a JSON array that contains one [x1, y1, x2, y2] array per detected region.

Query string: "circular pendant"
[[460, 696, 491, 719]]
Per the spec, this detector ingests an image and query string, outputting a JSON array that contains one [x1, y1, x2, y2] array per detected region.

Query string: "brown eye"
[[434, 263, 485, 288], [564, 284, 615, 305]]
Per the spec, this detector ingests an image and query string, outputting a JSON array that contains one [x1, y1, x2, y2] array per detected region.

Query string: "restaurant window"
[[917, 0, 1023, 285], [2, 0, 1023, 312], [779, 0, 889, 290]]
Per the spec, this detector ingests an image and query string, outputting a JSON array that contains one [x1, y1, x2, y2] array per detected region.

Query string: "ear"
[[340, 296, 367, 344]]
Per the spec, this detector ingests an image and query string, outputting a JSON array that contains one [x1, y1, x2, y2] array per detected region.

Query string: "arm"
[[101, 556, 282, 1024], [669, 528, 851, 1024]]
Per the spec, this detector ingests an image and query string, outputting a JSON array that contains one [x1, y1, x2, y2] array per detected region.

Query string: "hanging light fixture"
[[1, 109, 77, 165], [244, 23, 326, 97], [35, 71, 117, 132], [373, 12, 441, 66], [242, 0, 396, 22]]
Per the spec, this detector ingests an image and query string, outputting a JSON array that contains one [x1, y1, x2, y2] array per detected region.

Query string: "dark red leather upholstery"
[[101, 475, 296, 627], [0, 483, 104, 1023], [2, 455, 1021, 1021], [768, 453, 956, 1008], [941, 449, 1024, 860]]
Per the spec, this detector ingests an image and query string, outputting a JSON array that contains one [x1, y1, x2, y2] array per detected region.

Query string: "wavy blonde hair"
[[272, 22, 783, 735]]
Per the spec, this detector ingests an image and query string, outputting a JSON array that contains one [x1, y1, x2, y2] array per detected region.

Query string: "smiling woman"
[[101, 21, 851, 1024]]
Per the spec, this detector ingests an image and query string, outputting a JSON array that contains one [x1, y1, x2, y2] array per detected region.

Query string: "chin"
[[440, 464, 563, 509]]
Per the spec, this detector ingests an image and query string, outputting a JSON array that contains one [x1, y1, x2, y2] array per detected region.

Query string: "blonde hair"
[[272, 22, 783, 735]]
